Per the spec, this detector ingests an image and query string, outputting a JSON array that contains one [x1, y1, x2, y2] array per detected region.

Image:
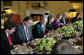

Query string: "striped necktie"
[[26, 27, 30, 40]]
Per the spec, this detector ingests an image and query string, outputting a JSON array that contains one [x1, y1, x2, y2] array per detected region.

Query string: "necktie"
[[8, 34, 12, 46], [26, 28, 30, 40], [43, 25, 45, 35]]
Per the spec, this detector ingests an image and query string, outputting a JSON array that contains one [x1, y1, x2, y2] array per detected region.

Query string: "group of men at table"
[[1, 12, 83, 54]]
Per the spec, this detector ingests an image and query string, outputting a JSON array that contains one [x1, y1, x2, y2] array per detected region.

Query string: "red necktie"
[[43, 25, 45, 35], [8, 34, 12, 46]]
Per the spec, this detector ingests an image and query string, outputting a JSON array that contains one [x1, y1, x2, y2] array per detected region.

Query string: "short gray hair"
[[40, 15, 48, 20], [63, 12, 68, 15]]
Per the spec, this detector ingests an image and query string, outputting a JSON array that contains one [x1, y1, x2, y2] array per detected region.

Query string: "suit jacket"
[[71, 17, 83, 23], [46, 22, 54, 32], [1, 29, 15, 53], [33, 22, 48, 38], [14, 23, 33, 44], [60, 18, 67, 24]]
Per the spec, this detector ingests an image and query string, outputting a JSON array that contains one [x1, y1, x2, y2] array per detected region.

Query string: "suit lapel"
[[44, 24, 46, 32], [39, 22, 46, 33], [3, 30, 10, 46], [39, 22, 43, 32], [21, 23, 27, 41]]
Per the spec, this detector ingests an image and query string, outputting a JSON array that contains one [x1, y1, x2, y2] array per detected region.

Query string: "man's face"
[[41, 18, 47, 25], [26, 20, 33, 27], [59, 16, 62, 20], [77, 15, 80, 18], [8, 27, 16, 34], [63, 13, 68, 18]]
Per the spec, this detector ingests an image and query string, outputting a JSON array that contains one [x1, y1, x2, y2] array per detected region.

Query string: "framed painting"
[[3, 1, 12, 6], [30, 14, 43, 21], [70, 1, 83, 3]]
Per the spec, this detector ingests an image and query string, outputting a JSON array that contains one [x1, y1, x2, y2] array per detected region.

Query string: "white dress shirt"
[[63, 18, 66, 24], [5, 30, 8, 38], [5, 30, 13, 45], [41, 22, 46, 28], [23, 23, 29, 40]]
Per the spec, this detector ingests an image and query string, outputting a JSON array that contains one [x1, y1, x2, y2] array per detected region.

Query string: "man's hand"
[[13, 45, 22, 48], [22, 43, 27, 46], [74, 48, 83, 54], [29, 40, 36, 46], [60, 23, 63, 26]]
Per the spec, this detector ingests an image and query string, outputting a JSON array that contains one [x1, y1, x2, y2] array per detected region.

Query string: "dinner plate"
[[73, 46, 83, 51]]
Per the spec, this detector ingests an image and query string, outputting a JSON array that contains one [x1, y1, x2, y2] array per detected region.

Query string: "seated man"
[[60, 12, 68, 25], [33, 15, 48, 38], [52, 39, 74, 54], [1, 21, 17, 54], [15, 16, 34, 46], [71, 12, 83, 23]]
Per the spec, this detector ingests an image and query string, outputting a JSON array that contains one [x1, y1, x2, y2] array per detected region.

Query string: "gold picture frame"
[[70, 1, 83, 3], [3, 1, 12, 6]]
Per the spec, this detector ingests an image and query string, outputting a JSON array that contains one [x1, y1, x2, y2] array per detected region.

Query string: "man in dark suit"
[[1, 21, 16, 54], [15, 16, 33, 46], [71, 12, 83, 23], [33, 15, 48, 38], [60, 12, 68, 25]]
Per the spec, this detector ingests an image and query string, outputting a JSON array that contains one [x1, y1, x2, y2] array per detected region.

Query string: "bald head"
[[62, 12, 68, 18], [52, 39, 74, 54]]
